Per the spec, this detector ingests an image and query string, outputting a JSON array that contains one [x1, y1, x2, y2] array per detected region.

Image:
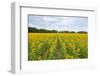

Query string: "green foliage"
[[28, 33, 88, 60], [28, 27, 87, 33]]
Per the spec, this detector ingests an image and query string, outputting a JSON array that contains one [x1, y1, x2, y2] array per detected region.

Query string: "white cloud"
[[29, 23, 34, 27], [29, 16, 88, 32], [29, 23, 43, 29], [42, 16, 61, 23]]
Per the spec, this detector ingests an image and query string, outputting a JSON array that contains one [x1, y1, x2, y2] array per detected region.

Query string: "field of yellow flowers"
[[28, 33, 88, 60]]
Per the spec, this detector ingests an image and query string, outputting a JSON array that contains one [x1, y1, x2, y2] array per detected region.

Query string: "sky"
[[28, 15, 88, 32]]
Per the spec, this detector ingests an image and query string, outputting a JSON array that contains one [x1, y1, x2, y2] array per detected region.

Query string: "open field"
[[28, 33, 88, 60]]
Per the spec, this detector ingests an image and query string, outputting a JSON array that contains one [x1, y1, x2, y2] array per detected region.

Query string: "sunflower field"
[[28, 33, 88, 60]]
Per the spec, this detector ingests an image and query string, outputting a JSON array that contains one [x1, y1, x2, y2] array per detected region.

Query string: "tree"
[[77, 31, 87, 34]]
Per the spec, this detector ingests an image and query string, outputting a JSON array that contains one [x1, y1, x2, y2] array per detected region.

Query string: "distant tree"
[[59, 31, 70, 33], [70, 31, 76, 33], [28, 27, 58, 33], [77, 31, 88, 34], [28, 27, 38, 33], [52, 30, 58, 33], [28, 27, 87, 33]]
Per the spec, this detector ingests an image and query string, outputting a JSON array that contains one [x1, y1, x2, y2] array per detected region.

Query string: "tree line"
[[28, 27, 87, 33]]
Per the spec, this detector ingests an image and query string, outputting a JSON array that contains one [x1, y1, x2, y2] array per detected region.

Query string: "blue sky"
[[28, 15, 88, 32]]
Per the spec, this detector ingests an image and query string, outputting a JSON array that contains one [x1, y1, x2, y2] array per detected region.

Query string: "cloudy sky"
[[28, 15, 88, 32]]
